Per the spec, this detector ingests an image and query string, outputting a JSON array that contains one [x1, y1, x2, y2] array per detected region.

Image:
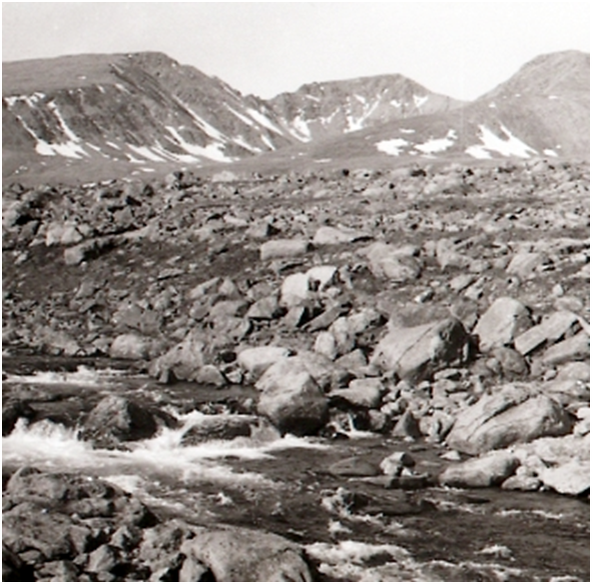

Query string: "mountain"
[[266, 74, 464, 141], [283, 50, 590, 168], [2, 52, 295, 180], [2, 50, 589, 183]]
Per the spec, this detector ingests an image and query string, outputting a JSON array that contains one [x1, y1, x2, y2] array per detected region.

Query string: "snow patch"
[[106, 141, 121, 150], [290, 115, 312, 141], [115, 83, 131, 94], [390, 99, 402, 108], [174, 98, 227, 142], [543, 148, 559, 157], [548, 95, 559, 100], [400, 128, 415, 134], [246, 108, 283, 134], [306, 94, 321, 102], [376, 138, 409, 156], [166, 126, 234, 162], [489, 102, 497, 108], [261, 134, 276, 150], [127, 145, 165, 162], [415, 129, 457, 154], [413, 95, 428, 108], [465, 125, 538, 159], [232, 136, 261, 153], [354, 94, 367, 104]]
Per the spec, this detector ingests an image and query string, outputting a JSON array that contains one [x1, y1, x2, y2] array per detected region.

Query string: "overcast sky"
[[2, 3, 590, 100]]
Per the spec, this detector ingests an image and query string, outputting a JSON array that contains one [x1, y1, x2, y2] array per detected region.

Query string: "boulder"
[[435, 238, 473, 270], [473, 297, 532, 352], [257, 370, 328, 435], [539, 460, 590, 496], [110, 333, 160, 360], [237, 346, 292, 381], [148, 330, 206, 382], [541, 330, 589, 365], [446, 386, 572, 455], [314, 331, 338, 360], [260, 239, 311, 261], [313, 225, 370, 246], [506, 252, 549, 279], [513, 311, 580, 356], [80, 396, 173, 448], [306, 265, 338, 290], [280, 273, 312, 307], [3, 400, 36, 436], [362, 242, 422, 281], [180, 415, 264, 445], [180, 525, 313, 581], [439, 451, 520, 488], [328, 457, 381, 477], [330, 378, 385, 409], [371, 318, 469, 382]]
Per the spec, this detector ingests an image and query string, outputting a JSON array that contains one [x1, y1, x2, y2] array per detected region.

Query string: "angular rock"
[[180, 525, 313, 581], [328, 457, 381, 477], [539, 459, 590, 496], [330, 378, 385, 409], [506, 252, 549, 279], [473, 297, 532, 352], [362, 242, 422, 281], [446, 386, 572, 455], [80, 395, 171, 448], [260, 239, 311, 261], [110, 333, 159, 360], [180, 415, 263, 445], [148, 330, 206, 382], [314, 331, 338, 360], [280, 273, 311, 307], [436, 238, 472, 270], [257, 370, 328, 435], [306, 265, 338, 290], [541, 330, 589, 365], [439, 451, 520, 488], [313, 225, 370, 246], [237, 346, 292, 381], [514, 311, 580, 355], [371, 318, 469, 382]]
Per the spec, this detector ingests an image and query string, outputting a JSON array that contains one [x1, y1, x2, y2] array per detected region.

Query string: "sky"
[[2, 3, 590, 100]]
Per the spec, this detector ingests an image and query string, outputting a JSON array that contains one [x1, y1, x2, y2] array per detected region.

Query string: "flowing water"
[[2, 359, 589, 582]]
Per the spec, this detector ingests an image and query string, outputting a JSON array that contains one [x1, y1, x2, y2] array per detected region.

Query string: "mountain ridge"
[[2, 49, 589, 183]]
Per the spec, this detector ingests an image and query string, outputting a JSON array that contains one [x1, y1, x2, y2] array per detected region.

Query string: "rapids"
[[2, 360, 589, 582]]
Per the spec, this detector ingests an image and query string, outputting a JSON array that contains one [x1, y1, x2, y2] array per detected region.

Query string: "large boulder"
[[180, 415, 271, 445], [473, 297, 532, 352], [80, 396, 175, 449], [237, 346, 292, 381], [180, 525, 313, 581], [148, 330, 206, 382], [539, 460, 590, 496], [371, 318, 470, 381], [110, 333, 162, 360], [439, 451, 520, 488], [257, 370, 329, 436], [446, 385, 572, 455]]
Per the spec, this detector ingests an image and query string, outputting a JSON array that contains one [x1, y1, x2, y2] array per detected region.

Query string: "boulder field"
[[2, 159, 590, 579]]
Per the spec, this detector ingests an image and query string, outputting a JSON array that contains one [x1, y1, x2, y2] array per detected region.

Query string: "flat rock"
[[237, 346, 292, 381], [539, 459, 590, 496], [439, 451, 520, 488], [514, 311, 580, 355], [260, 239, 311, 261], [541, 330, 589, 365]]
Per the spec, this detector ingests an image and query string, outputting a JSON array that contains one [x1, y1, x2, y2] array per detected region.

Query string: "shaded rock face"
[[80, 396, 175, 449], [257, 368, 329, 436], [446, 386, 572, 455], [371, 318, 470, 382]]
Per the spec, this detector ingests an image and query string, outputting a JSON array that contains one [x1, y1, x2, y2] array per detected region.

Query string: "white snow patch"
[[166, 126, 234, 162], [548, 95, 559, 100], [174, 98, 227, 142], [306, 94, 321, 102], [466, 125, 538, 159], [225, 105, 255, 127], [47, 101, 82, 144], [354, 94, 367, 104], [415, 129, 457, 154], [232, 136, 261, 153], [290, 115, 312, 141], [127, 144, 165, 162], [260, 134, 275, 150], [376, 138, 409, 156], [390, 99, 402, 108], [246, 108, 283, 134], [543, 148, 559, 157], [400, 128, 415, 134], [106, 141, 121, 150], [97, 85, 106, 94], [413, 95, 428, 108], [489, 102, 497, 108], [345, 98, 380, 133], [115, 83, 130, 94], [140, 168, 155, 173], [125, 152, 145, 164], [4, 92, 45, 108]]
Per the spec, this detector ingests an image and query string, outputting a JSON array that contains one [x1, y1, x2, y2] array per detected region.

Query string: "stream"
[[2, 358, 589, 582]]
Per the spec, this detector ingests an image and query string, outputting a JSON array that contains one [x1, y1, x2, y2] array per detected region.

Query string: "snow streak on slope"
[[465, 125, 538, 159], [376, 138, 409, 156], [415, 130, 457, 154]]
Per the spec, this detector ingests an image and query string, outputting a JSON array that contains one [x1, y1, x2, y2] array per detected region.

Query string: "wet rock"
[[181, 525, 313, 581], [80, 395, 173, 448], [328, 457, 381, 477], [541, 330, 589, 365], [148, 330, 206, 382], [446, 386, 572, 455], [237, 346, 291, 381], [257, 369, 328, 436], [439, 451, 520, 488], [260, 239, 311, 261], [180, 414, 263, 445], [473, 297, 532, 352], [371, 318, 470, 382], [2, 400, 36, 436]]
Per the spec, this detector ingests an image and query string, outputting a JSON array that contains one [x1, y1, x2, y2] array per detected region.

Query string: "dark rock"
[[180, 415, 264, 445], [328, 457, 381, 477], [2, 400, 36, 436]]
